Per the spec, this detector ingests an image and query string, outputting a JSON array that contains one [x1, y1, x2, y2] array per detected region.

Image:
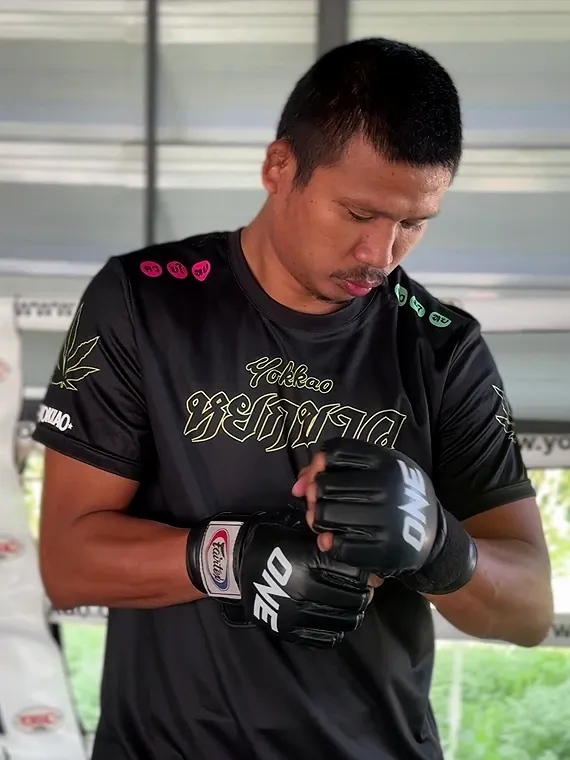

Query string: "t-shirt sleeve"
[[32, 257, 152, 480], [432, 322, 536, 521]]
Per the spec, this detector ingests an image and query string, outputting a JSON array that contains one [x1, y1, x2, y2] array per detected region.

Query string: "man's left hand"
[[293, 437, 478, 595]]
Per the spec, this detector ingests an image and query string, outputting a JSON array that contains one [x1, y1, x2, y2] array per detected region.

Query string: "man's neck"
[[240, 219, 341, 316]]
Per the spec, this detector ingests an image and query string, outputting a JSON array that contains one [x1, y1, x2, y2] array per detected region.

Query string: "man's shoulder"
[[390, 268, 480, 351], [115, 230, 232, 282]]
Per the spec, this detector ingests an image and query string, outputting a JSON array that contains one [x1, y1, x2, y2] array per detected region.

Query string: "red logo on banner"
[[0, 536, 23, 561], [13, 707, 63, 734], [0, 359, 9, 382]]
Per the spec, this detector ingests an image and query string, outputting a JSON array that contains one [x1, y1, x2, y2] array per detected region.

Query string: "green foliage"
[[432, 644, 570, 760], [62, 624, 106, 734], [429, 468, 570, 758], [22, 449, 43, 539], [62, 632, 570, 755], [529, 469, 570, 577], [500, 678, 570, 760]]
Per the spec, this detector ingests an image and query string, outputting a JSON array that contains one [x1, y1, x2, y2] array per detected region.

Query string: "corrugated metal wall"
[[1, 0, 569, 420]]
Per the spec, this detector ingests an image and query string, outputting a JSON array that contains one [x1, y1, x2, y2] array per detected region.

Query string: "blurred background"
[[1, 2, 570, 759]]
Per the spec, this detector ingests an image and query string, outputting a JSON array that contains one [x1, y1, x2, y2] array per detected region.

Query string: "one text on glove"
[[253, 547, 293, 633], [396, 460, 429, 552]]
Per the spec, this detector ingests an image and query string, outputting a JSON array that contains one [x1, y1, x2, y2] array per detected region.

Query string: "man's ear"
[[261, 139, 296, 195]]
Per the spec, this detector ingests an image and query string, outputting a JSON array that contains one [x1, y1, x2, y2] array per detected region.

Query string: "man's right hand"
[[186, 507, 371, 648]]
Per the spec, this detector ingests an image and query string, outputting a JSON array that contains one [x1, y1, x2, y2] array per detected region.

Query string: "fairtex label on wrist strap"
[[200, 521, 243, 599]]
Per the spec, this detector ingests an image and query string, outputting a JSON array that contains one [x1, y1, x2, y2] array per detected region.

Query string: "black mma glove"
[[186, 507, 370, 648], [313, 438, 478, 595]]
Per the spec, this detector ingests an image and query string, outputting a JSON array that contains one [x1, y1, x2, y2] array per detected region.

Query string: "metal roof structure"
[[0, 0, 568, 425]]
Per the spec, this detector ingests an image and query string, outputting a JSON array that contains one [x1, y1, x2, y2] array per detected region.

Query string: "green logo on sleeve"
[[429, 311, 452, 328], [410, 295, 425, 318], [395, 282, 452, 327], [394, 283, 408, 306]]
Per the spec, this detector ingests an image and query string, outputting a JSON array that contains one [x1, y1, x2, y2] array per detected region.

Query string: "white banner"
[[517, 432, 570, 470], [439, 293, 570, 332], [0, 297, 86, 760]]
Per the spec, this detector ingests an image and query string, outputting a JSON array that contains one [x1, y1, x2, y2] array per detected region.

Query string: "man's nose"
[[353, 223, 397, 270]]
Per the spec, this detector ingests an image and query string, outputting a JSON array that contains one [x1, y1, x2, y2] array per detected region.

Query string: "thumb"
[[292, 468, 310, 497]]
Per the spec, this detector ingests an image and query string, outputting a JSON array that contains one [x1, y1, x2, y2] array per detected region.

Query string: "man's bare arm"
[[425, 498, 554, 647], [39, 448, 205, 610], [296, 455, 553, 647]]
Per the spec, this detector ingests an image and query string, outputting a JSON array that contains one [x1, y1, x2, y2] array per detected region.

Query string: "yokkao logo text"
[[37, 404, 73, 432]]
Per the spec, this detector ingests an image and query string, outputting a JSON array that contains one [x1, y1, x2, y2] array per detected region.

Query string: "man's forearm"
[[41, 511, 206, 610], [425, 537, 554, 647]]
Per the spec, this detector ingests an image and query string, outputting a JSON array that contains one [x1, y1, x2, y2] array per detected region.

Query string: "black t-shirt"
[[33, 230, 535, 760]]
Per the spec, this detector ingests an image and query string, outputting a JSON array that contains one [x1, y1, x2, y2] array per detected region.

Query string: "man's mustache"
[[333, 268, 389, 288]]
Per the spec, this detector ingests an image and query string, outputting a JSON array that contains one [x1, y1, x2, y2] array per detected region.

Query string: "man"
[[34, 38, 553, 760]]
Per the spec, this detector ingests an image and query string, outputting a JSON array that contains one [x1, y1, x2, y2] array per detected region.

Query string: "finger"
[[368, 575, 383, 588], [299, 454, 327, 524], [292, 472, 309, 498], [309, 451, 327, 479], [305, 479, 319, 511], [304, 479, 322, 532], [317, 532, 334, 552], [306, 502, 315, 530], [365, 576, 383, 606], [294, 452, 327, 493]]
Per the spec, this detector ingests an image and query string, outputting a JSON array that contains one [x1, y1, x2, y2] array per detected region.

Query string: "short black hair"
[[276, 37, 463, 186]]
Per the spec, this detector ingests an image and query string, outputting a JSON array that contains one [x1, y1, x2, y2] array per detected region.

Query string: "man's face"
[[262, 134, 452, 307]]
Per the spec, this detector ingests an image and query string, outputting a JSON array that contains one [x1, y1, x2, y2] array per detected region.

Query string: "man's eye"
[[401, 220, 425, 232], [348, 210, 373, 222]]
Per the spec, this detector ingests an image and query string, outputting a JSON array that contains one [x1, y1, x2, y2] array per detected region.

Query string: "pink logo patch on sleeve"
[[192, 260, 211, 282], [167, 261, 188, 279], [140, 261, 162, 277]]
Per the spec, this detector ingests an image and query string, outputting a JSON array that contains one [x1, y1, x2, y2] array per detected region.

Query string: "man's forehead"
[[333, 176, 447, 221], [339, 138, 449, 181], [326, 140, 450, 215]]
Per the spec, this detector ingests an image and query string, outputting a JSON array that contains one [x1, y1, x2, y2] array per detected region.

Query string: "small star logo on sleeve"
[[492, 385, 516, 441]]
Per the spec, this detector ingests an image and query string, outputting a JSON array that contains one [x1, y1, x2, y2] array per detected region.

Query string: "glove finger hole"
[[321, 437, 386, 470], [314, 496, 385, 534], [297, 604, 365, 633], [288, 628, 343, 648], [296, 578, 369, 613], [316, 470, 387, 502]]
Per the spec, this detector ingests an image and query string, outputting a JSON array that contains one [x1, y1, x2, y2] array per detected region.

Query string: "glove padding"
[[314, 438, 478, 595], [186, 507, 370, 648]]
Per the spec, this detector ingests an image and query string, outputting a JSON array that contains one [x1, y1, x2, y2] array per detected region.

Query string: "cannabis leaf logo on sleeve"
[[493, 385, 516, 442], [52, 303, 101, 391]]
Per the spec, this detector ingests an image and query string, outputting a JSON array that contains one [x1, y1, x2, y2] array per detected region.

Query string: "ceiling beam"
[[317, 0, 349, 57]]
